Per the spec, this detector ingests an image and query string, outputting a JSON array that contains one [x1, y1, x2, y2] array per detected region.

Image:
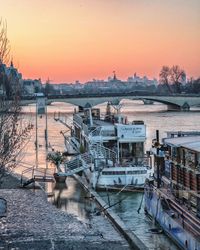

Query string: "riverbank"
[[0, 174, 130, 250], [74, 174, 148, 250]]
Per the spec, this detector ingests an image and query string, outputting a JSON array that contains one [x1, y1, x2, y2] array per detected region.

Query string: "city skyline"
[[2, 0, 200, 83]]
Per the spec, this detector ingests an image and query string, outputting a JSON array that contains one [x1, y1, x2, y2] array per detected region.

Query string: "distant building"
[[127, 73, 158, 87], [0, 61, 22, 97], [43, 72, 158, 95], [22, 79, 42, 95]]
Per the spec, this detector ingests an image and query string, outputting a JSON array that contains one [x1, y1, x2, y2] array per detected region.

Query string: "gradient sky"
[[1, 0, 200, 83]]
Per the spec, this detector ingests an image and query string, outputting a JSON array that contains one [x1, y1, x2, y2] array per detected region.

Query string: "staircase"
[[59, 152, 93, 176], [57, 143, 117, 177], [88, 127, 102, 143], [63, 134, 80, 153], [90, 143, 117, 161], [21, 167, 54, 187]]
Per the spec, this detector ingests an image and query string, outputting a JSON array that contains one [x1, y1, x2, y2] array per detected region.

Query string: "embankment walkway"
[[0, 189, 130, 250]]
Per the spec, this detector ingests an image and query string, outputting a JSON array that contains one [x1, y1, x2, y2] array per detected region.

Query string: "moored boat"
[[144, 131, 200, 250], [56, 102, 153, 190]]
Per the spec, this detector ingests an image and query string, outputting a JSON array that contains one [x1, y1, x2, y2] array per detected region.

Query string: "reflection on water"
[[47, 177, 96, 221], [17, 101, 200, 249], [99, 191, 179, 250]]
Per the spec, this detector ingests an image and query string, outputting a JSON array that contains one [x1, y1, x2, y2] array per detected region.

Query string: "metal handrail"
[[64, 135, 80, 151], [90, 143, 117, 160], [54, 112, 73, 129], [63, 152, 92, 175], [120, 156, 152, 167], [21, 167, 55, 185], [88, 126, 101, 137]]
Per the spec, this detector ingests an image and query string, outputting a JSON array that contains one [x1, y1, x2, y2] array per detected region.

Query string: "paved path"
[[0, 189, 130, 250]]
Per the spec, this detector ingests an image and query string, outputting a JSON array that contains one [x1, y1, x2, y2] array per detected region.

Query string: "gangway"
[[60, 132, 80, 154], [21, 167, 54, 187], [54, 112, 73, 130], [57, 152, 92, 177], [57, 143, 117, 177]]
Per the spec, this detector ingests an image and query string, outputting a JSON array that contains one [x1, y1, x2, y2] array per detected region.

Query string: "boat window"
[[102, 171, 126, 175], [101, 170, 147, 175], [127, 170, 147, 174]]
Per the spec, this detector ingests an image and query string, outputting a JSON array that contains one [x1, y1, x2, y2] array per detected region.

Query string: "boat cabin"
[[154, 136, 200, 217], [72, 106, 147, 165]]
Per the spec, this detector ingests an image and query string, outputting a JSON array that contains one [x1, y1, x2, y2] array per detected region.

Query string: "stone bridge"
[[21, 95, 200, 111]]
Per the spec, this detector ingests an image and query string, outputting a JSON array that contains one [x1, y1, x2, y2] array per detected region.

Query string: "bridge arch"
[[20, 95, 200, 111]]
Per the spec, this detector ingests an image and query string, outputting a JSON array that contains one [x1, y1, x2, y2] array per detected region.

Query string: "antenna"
[[113, 70, 116, 80], [46, 77, 53, 84]]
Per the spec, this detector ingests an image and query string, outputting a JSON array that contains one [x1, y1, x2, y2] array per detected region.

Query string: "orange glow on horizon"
[[2, 0, 200, 83]]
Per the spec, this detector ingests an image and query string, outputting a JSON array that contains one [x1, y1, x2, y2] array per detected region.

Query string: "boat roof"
[[165, 131, 200, 137], [163, 136, 200, 152]]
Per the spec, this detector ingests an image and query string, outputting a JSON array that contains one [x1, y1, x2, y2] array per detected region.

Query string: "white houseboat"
[[57, 103, 152, 189]]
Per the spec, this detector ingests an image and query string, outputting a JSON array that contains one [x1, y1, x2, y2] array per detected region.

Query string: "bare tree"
[[159, 66, 172, 94], [0, 19, 32, 186], [159, 65, 186, 94], [170, 65, 186, 94], [0, 18, 10, 64], [0, 98, 33, 185]]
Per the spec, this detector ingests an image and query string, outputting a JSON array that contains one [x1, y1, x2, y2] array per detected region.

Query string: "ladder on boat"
[[21, 167, 54, 187]]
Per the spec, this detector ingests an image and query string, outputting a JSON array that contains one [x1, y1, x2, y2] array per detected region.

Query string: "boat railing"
[[120, 156, 152, 168], [64, 157, 82, 170], [73, 113, 83, 127], [89, 126, 116, 140], [71, 137, 80, 151], [32, 167, 54, 177], [54, 112, 73, 129], [90, 143, 117, 160], [81, 152, 93, 165], [89, 126, 102, 137], [64, 135, 80, 152], [21, 167, 55, 185], [21, 167, 35, 180], [63, 152, 92, 174]]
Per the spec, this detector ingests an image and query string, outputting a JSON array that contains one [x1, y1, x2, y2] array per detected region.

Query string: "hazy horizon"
[[2, 0, 200, 83]]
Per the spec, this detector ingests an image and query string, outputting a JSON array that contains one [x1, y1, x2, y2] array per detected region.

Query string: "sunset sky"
[[1, 0, 200, 83]]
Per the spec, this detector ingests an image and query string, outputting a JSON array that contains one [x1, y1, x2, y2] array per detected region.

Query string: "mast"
[[35, 97, 38, 168], [45, 98, 48, 169]]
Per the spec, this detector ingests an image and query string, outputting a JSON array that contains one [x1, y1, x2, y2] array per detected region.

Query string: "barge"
[[145, 131, 200, 250]]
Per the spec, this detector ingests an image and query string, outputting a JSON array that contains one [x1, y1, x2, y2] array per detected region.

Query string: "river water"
[[17, 100, 200, 250]]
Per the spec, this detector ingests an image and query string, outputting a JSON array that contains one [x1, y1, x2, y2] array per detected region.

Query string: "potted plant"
[[47, 151, 66, 183]]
